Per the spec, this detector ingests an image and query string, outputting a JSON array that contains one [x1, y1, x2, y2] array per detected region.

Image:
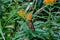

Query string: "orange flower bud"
[[25, 13, 32, 21], [17, 9, 24, 16]]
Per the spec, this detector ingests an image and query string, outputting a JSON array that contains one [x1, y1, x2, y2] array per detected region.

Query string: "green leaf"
[[16, 0, 23, 2], [8, 9, 17, 21], [0, 20, 5, 40]]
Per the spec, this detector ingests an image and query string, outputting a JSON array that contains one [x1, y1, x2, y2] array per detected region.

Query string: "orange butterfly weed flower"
[[17, 9, 24, 16], [44, 0, 56, 4], [25, 13, 32, 21]]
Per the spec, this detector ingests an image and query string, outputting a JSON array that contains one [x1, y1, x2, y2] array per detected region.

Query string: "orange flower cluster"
[[25, 13, 32, 21], [44, 0, 56, 4], [17, 9, 24, 16], [17, 9, 32, 21]]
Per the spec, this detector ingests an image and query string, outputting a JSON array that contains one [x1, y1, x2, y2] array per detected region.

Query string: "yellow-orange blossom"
[[25, 13, 32, 21], [17, 10, 32, 20], [44, 0, 56, 4], [17, 9, 24, 16]]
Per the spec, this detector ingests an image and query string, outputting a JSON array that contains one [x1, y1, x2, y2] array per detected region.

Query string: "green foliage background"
[[0, 0, 60, 40]]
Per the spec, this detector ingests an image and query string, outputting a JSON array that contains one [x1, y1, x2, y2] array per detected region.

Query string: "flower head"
[[17, 9, 24, 16], [25, 13, 32, 21]]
